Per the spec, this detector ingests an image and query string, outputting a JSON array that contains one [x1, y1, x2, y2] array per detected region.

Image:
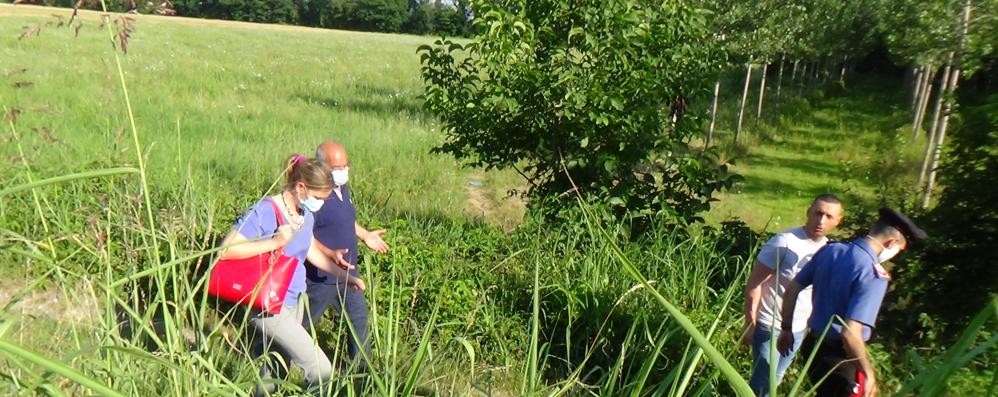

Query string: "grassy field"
[[1, 5, 919, 238], [1, 4, 523, 230], [1, 4, 990, 396]]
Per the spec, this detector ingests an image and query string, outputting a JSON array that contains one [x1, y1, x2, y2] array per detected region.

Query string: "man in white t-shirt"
[[742, 194, 844, 396]]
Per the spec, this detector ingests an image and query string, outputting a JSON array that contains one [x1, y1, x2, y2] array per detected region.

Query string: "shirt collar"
[[854, 238, 879, 263]]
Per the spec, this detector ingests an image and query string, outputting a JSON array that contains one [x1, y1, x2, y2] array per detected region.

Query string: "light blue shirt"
[[234, 198, 313, 308], [794, 239, 889, 341]]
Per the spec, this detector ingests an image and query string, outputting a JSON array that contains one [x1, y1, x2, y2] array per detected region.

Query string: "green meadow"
[[1, 5, 522, 229], [0, 4, 991, 396]]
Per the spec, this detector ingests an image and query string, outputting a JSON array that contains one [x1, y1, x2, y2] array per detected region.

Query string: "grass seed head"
[[3, 108, 21, 124]]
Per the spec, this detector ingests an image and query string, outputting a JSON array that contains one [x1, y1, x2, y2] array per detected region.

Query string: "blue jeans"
[[303, 279, 371, 371], [749, 326, 805, 397]]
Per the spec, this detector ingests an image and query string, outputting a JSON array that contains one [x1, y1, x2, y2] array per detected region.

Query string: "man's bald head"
[[315, 141, 348, 168]]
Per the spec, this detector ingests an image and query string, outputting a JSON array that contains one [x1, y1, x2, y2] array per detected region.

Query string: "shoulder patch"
[[873, 263, 891, 280]]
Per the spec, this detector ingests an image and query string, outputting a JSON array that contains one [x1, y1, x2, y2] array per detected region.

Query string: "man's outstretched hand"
[[362, 229, 389, 253]]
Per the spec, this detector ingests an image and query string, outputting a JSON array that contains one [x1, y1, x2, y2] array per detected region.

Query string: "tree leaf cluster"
[[419, 0, 738, 229]]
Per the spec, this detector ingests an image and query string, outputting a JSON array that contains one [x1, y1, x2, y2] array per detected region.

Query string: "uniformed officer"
[[776, 208, 927, 397]]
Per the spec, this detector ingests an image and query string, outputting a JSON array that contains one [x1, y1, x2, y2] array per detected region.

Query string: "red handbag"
[[207, 198, 299, 314]]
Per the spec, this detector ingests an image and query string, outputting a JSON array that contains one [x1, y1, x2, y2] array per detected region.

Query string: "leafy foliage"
[[328, 0, 408, 33], [174, 0, 300, 24], [404, 0, 472, 36], [886, 94, 998, 338], [878, 0, 998, 73], [419, 0, 738, 227]]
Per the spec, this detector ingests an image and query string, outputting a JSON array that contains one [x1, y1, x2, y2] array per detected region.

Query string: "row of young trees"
[[697, 0, 996, 208], [700, 0, 880, 145], [882, 0, 997, 207]]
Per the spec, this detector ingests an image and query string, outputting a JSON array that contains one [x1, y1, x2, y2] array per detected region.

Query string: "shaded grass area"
[[702, 73, 924, 234]]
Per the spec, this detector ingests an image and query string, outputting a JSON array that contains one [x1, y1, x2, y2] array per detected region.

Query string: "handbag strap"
[[267, 197, 286, 227]]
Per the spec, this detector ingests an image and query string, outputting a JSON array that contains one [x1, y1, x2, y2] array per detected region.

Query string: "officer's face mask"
[[869, 237, 902, 263], [877, 244, 901, 263]]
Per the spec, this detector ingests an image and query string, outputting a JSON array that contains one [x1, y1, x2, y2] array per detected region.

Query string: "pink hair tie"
[[291, 154, 307, 165]]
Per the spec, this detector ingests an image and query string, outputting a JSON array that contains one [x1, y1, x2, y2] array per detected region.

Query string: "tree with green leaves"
[[327, 0, 408, 32], [880, 0, 998, 207], [419, 0, 737, 228]]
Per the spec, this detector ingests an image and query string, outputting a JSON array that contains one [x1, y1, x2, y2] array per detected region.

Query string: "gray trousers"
[[250, 298, 332, 396]]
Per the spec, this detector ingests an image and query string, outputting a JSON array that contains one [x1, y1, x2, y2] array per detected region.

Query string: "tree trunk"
[[912, 65, 935, 137], [911, 66, 924, 111], [922, 0, 972, 208], [756, 63, 768, 121], [735, 62, 753, 142], [776, 55, 786, 99], [838, 56, 847, 85], [707, 80, 720, 148], [791, 59, 799, 81], [923, 66, 962, 208], [919, 59, 953, 186]]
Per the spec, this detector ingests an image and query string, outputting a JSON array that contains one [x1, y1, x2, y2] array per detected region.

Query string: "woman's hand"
[[274, 225, 295, 246]]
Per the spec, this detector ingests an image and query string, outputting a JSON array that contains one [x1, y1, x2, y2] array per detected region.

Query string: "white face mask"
[[878, 244, 901, 263], [868, 236, 901, 263], [331, 169, 349, 186], [298, 191, 324, 212]]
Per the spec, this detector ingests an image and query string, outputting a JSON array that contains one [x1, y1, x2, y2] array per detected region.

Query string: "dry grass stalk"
[[18, 25, 41, 40], [3, 108, 21, 124], [5, 68, 28, 77]]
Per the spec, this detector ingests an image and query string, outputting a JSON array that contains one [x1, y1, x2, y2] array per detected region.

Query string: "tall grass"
[[1, 5, 995, 396]]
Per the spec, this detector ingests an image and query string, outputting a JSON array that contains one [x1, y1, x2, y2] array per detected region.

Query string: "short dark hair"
[[869, 220, 903, 240], [811, 193, 841, 206]]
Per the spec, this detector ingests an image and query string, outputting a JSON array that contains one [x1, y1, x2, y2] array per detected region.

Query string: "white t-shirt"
[[755, 227, 827, 332]]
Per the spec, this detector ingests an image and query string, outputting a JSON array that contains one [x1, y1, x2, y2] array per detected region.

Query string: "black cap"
[[878, 207, 928, 242]]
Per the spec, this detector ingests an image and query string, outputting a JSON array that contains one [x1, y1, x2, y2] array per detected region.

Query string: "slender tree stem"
[[707, 80, 720, 148], [735, 61, 752, 142]]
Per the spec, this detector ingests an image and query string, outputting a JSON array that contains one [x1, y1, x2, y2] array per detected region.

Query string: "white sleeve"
[[756, 234, 787, 270]]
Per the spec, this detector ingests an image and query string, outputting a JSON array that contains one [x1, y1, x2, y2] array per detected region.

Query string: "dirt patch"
[[0, 278, 99, 324], [465, 175, 495, 220], [465, 175, 527, 231]]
